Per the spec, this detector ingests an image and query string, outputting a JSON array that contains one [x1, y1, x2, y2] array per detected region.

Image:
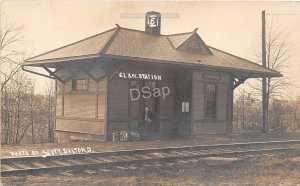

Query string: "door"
[[129, 80, 159, 138], [140, 81, 159, 136]]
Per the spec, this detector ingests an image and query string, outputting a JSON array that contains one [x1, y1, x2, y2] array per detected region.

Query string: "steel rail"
[[1, 140, 300, 176]]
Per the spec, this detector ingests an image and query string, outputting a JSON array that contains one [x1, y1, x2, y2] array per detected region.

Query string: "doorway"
[[129, 80, 160, 139]]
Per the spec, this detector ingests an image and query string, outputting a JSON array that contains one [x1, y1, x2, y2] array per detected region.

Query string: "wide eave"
[[23, 26, 282, 78]]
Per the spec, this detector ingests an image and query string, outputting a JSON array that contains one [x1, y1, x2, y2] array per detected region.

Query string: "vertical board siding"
[[159, 81, 174, 137], [191, 70, 227, 135], [64, 80, 72, 93], [192, 70, 205, 121], [56, 82, 63, 94], [108, 78, 129, 120], [89, 80, 97, 92], [98, 79, 106, 119], [131, 100, 140, 120], [159, 81, 174, 119], [217, 84, 227, 120], [56, 95, 63, 116], [107, 77, 129, 136]]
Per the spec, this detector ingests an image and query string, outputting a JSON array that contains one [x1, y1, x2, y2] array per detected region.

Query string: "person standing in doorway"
[[139, 106, 153, 140]]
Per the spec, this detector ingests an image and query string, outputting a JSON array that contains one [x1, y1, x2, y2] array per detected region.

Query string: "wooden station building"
[[23, 12, 281, 142]]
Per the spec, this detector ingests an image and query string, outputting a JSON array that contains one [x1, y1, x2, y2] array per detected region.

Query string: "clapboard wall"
[[106, 63, 176, 138], [191, 70, 230, 136], [55, 64, 107, 142]]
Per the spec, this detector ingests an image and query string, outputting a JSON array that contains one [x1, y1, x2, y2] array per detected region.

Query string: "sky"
[[1, 1, 300, 97]]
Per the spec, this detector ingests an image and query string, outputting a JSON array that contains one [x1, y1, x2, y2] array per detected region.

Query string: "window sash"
[[72, 79, 88, 91], [205, 84, 216, 118], [182, 102, 189, 113]]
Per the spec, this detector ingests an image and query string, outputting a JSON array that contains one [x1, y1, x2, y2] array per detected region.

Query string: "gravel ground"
[[1, 149, 300, 185], [2, 132, 300, 158]]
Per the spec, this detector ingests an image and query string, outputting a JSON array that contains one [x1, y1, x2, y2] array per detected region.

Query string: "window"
[[182, 102, 189, 112], [72, 79, 88, 91], [205, 84, 216, 118]]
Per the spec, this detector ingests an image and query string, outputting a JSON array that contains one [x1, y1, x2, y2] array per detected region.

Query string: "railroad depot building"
[[23, 12, 281, 142]]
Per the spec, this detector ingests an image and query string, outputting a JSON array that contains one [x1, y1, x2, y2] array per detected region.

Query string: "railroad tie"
[[133, 154, 152, 160], [85, 157, 106, 164], [96, 157, 114, 163], [180, 151, 198, 156], [98, 168, 111, 172], [117, 155, 136, 161], [66, 159, 84, 165], [114, 166, 128, 170], [109, 156, 126, 162], [1, 164, 17, 171], [127, 165, 138, 170], [11, 163, 30, 169], [52, 160, 71, 167], [30, 162, 48, 168], [168, 151, 185, 156]]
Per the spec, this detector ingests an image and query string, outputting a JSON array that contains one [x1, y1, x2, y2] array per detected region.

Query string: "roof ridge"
[[166, 31, 194, 37], [175, 32, 197, 49], [112, 26, 195, 37], [99, 26, 121, 54], [208, 45, 281, 75], [25, 27, 117, 62]]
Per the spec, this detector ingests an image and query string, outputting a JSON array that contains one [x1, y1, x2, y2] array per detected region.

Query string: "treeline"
[[233, 91, 300, 132], [1, 73, 55, 145]]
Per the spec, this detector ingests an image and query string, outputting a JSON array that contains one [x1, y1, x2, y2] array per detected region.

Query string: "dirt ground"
[[1, 149, 300, 186]]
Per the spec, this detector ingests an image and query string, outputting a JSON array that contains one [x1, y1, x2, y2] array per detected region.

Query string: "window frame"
[[71, 79, 89, 92], [181, 101, 190, 113], [205, 83, 217, 119]]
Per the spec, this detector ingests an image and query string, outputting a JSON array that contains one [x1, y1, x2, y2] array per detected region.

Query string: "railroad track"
[[1, 140, 300, 176]]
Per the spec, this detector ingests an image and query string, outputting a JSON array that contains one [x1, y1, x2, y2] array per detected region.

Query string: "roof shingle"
[[24, 26, 280, 77]]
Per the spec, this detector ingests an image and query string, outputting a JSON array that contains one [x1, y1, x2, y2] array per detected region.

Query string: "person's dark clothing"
[[139, 110, 153, 140]]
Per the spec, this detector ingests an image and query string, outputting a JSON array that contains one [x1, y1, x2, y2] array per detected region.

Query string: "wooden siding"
[[55, 130, 105, 142], [98, 80, 107, 119], [64, 94, 96, 118], [217, 84, 227, 120], [159, 81, 174, 119], [56, 118, 105, 135], [192, 77, 205, 121], [159, 81, 174, 137], [191, 70, 228, 135], [108, 78, 129, 120], [192, 120, 226, 135], [54, 65, 107, 142], [174, 71, 192, 138], [56, 95, 63, 116], [107, 78, 129, 133]]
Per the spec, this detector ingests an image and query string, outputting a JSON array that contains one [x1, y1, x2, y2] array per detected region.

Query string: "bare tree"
[[247, 24, 297, 131], [251, 25, 295, 98], [0, 22, 24, 91], [1, 73, 35, 144], [28, 81, 37, 143], [45, 81, 55, 142]]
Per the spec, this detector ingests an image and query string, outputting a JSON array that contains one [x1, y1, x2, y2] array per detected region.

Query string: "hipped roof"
[[24, 26, 281, 77]]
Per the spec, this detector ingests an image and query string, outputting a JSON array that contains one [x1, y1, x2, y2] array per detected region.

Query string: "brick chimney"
[[145, 11, 161, 35]]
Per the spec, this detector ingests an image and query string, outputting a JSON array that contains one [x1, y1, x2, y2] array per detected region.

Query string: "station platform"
[[1, 132, 300, 158]]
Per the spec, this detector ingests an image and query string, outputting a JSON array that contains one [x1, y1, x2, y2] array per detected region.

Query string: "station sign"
[[118, 72, 162, 81], [203, 73, 221, 80]]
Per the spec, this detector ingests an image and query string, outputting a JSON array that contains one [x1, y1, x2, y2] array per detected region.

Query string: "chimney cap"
[[145, 11, 161, 35]]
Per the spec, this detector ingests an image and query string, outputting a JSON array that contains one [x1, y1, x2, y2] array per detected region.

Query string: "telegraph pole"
[[262, 10, 267, 133]]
